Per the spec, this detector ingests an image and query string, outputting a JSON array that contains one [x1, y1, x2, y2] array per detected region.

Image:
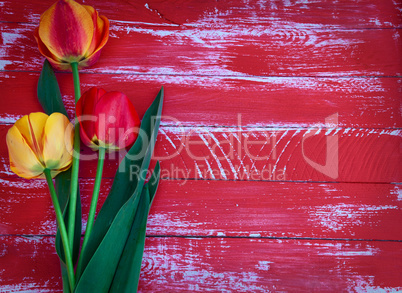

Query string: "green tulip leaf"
[[75, 88, 163, 289], [109, 161, 161, 292], [74, 183, 144, 292], [37, 60, 69, 117], [148, 161, 161, 206], [60, 261, 71, 293]]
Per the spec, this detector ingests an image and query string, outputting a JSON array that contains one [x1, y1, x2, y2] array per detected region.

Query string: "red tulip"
[[76, 87, 141, 151], [34, 0, 109, 70]]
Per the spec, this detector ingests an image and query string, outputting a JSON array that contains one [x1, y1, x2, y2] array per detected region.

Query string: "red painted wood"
[[1, 22, 401, 77], [1, 178, 401, 241], [1, 236, 401, 292], [0, 236, 61, 292], [1, 72, 401, 129], [0, 177, 110, 236], [1, 0, 401, 28], [1, 0, 401, 291], [1, 125, 400, 182]]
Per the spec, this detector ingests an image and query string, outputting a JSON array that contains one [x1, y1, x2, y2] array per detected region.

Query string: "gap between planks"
[[1, 234, 401, 243]]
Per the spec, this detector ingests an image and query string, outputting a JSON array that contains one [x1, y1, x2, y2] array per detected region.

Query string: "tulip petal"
[[91, 14, 109, 55], [14, 112, 48, 163], [79, 50, 101, 69], [35, 27, 81, 71], [79, 125, 98, 150], [82, 6, 105, 55], [42, 113, 74, 170], [94, 92, 140, 149], [79, 13, 109, 68], [38, 0, 94, 63], [6, 125, 45, 179], [77, 87, 107, 148], [49, 166, 69, 179], [82, 5, 97, 55], [34, 27, 65, 68]]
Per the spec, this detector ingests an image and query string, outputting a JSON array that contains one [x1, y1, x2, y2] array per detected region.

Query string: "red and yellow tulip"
[[6, 112, 74, 179], [34, 0, 109, 70], [76, 87, 141, 151]]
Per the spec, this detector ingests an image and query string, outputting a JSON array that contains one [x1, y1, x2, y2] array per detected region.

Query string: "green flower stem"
[[76, 147, 106, 275], [71, 62, 81, 103], [68, 62, 81, 253], [44, 169, 75, 292]]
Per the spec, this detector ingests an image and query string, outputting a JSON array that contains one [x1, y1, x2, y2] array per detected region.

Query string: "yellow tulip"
[[6, 112, 74, 179]]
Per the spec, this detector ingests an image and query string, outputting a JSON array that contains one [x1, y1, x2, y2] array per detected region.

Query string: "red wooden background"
[[1, 0, 401, 291]]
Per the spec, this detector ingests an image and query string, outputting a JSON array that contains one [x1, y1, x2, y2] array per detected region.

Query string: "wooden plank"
[[0, 177, 109, 235], [0, 236, 401, 292], [0, 236, 61, 292], [1, 125, 400, 183], [1, 178, 401, 240], [1, 72, 401, 129], [1, 0, 401, 28], [1, 22, 401, 76], [153, 126, 400, 183], [140, 237, 402, 292], [146, 181, 402, 241]]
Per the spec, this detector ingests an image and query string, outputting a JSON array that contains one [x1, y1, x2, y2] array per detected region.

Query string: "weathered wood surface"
[[0, 125, 400, 182], [1, 72, 401, 128], [0, 0, 401, 291], [1, 0, 401, 28], [1, 236, 401, 292], [1, 22, 402, 76], [1, 178, 401, 241]]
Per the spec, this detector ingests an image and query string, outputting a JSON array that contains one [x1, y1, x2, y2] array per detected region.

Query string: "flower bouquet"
[[6, 1, 163, 292]]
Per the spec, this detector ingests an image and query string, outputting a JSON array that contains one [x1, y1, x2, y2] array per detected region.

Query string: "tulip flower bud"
[[34, 0, 109, 70], [6, 112, 74, 179], [76, 87, 141, 151]]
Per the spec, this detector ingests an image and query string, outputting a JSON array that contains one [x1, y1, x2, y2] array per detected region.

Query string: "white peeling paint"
[[0, 27, 34, 70], [319, 245, 379, 257], [394, 186, 402, 201], [209, 132, 238, 179], [194, 161, 203, 179], [271, 129, 300, 174], [204, 158, 216, 179], [199, 133, 227, 179], [147, 212, 203, 235], [261, 129, 289, 173], [110, 19, 179, 27], [0, 113, 21, 124], [0, 285, 56, 293], [256, 260, 273, 271], [0, 157, 14, 176], [160, 128, 177, 149], [351, 275, 402, 292], [310, 203, 399, 233], [0, 178, 46, 189], [0, 60, 12, 71], [108, 21, 378, 78]]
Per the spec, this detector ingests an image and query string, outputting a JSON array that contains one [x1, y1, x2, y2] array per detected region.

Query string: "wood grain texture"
[[1, 0, 401, 28], [1, 72, 401, 128], [1, 22, 401, 76], [1, 178, 401, 241], [1, 125, 400, 182], [1, 0, 401, 291], [1, 236, 401, 292]]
